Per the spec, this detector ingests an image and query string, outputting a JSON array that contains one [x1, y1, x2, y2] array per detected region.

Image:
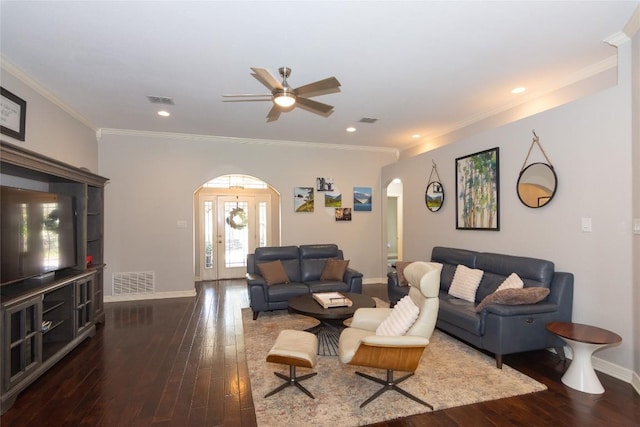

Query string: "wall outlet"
[[634, 218, 640, 235], [177, 220, 188, 228]]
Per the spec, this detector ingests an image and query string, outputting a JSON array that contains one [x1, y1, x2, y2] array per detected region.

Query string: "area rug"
[[243, 309, 547, 426]]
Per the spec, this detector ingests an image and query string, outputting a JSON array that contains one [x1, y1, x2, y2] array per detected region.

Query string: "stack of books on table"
[[312, 292, 353, 309]]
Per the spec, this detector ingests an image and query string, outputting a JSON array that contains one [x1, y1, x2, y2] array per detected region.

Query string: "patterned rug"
[[243, 309, 547, 427]]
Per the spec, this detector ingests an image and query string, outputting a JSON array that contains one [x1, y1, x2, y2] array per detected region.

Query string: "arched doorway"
[[194, 175, 281, 280]]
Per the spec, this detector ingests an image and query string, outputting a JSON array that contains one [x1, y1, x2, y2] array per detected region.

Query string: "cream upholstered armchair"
[[338, 261, 441, 408]]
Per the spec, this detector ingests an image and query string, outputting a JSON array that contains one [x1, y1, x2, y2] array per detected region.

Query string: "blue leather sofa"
[[246, 244, 363, 319], [388, 247, 574, 368]]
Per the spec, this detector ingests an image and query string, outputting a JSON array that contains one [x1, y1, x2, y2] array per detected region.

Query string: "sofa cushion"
[[474, 287, 550, 312], [307, 281, 350, 293], [257, 260, 290, 286], [376, 295, 420, 336], [320, 258, 350, 281], [438, 293, 483, 335], [448, 264, 484, 302], [300, 244, 343, 282], [473, 253, 554, 303], [266, 282, 310, 302], [431, 247, 478, 292], [394, 261, 415, 286], [254, 245, 301, 282], [496, 273, 524, 291]]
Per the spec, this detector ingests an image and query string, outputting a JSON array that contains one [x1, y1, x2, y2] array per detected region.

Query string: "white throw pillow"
[[448, 264, 484, 302], [376, 295, 420, 336], [496, 272, 524, 291]]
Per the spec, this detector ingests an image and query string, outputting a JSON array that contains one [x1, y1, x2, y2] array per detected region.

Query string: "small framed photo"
[[316, 177, 334, 192], [1, 87, 27, 141], [335, 207, 352, 221]]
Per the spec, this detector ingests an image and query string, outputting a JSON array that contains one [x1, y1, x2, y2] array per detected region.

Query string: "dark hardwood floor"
[[2, 280, 638, 426]]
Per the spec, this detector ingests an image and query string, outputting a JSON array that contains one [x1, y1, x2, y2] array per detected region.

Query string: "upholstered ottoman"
[[265, 329, 318, 399]]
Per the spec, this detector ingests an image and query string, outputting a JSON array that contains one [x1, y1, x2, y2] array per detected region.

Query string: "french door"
[[199, 194, 270, 280]]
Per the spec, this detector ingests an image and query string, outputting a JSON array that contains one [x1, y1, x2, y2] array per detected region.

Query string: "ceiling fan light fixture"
[[273, 89, 296, 108]]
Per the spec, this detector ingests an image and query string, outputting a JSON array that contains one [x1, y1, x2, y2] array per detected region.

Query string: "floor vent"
[[113, 271, 155, 295]]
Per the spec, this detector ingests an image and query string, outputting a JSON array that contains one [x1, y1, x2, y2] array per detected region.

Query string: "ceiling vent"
[[147, 96, 174, 105], [358, 117, 378, 124]]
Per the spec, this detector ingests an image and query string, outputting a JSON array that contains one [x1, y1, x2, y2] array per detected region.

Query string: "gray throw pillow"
[[474, 287, 550, 312]]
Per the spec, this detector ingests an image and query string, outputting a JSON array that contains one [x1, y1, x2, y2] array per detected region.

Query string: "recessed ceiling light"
[[158, 110, 170, 117], [346, 127, 356, 132], [412, 134, 421, 139], [511, 87, 526, 94]]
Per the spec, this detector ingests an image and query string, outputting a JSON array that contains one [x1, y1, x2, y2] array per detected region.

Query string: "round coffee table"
[[288, 292, 376, 356], [546, 321, 622, 394]]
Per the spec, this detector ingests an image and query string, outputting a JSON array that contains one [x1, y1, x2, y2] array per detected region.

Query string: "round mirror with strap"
[[517, 131, 558, 208], [425, 160, 444, 212]]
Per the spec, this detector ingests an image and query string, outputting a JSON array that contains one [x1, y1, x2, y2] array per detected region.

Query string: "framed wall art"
[[353, 186, 372, 211], [294, 187, 314, 212], [335, 207, 352, 221], [455, 147, 499, 230], [1, 87, 27, 141], [324, 191, 342, 207], [316, 177, 334, 191]]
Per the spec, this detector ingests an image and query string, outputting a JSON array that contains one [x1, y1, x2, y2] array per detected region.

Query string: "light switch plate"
[[581, 217, 592, 232], [634, 218, 640, 235]]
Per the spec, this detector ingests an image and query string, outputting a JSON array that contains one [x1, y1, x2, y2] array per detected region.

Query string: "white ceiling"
[[1, 1, 637, 151]]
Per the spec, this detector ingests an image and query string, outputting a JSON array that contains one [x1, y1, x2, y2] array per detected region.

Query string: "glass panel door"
[[217, 197, 254, 279], [198, 193, 271, 280]]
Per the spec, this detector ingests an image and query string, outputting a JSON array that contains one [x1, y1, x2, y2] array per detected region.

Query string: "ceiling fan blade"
[[250, 67, 283, 91], [296, 97, 334, 117], [266, 105, 282, 122], [294, 77, 341, 98]]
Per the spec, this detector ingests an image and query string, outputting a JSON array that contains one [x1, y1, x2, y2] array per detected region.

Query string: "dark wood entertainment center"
[[0, 141, 108, 413]]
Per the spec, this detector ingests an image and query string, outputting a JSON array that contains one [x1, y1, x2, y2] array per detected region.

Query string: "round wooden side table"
[[546, 321, 622, 394]]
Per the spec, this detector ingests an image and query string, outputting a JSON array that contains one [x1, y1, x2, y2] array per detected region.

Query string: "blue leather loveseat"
[[388, 246, 574, 368], [246, 244, 363, 319]]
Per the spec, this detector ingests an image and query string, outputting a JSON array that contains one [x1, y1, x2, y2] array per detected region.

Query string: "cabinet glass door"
[[75, 279, 94, 334], [4, 298, 41, 391]]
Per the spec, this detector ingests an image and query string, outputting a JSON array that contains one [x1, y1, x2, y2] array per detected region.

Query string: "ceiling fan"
[[223, 67, 341, 122]]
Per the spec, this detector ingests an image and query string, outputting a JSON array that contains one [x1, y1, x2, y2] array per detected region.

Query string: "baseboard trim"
[[363, 277, 387, 285], [104, 290, 196, 303]]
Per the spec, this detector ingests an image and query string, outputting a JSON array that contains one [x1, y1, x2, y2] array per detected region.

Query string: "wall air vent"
[[359, 117, 378, 124], [147, 96, 175, 105], [113, 271, 155, 295]]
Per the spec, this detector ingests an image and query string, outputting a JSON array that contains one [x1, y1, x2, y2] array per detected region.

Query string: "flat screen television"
[[1, 186, 77, 286]]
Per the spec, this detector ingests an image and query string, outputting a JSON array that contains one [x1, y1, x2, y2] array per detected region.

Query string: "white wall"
[[98, 132, 397, 295], [0, 66, 98, 172], [382, 45, 635, 372]]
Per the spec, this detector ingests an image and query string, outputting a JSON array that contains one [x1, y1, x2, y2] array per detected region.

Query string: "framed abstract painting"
[[455, 147, 499, 230]]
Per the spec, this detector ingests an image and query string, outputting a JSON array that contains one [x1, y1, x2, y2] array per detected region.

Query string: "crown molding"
[[0, 55, 97, 131], [623, 4, 640, 39], [605, 31, 631, 47], [98, 128, 400, 157]]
